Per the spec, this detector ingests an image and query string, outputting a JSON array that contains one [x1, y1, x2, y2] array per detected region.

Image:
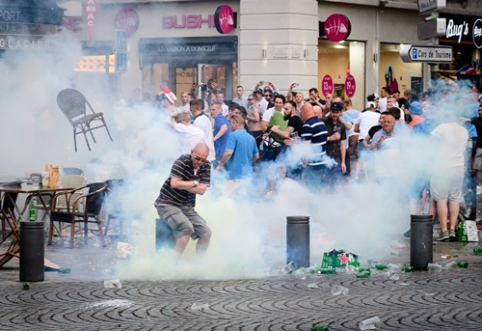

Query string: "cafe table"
[[0, 183, 79, 267]]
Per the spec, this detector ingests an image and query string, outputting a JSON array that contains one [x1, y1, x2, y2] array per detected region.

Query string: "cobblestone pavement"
[[1, 239, 482, 330]]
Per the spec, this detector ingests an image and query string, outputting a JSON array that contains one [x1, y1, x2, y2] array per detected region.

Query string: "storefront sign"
[[0, 22, 56, 35], [441, 15, 482, 48], [474, 19, 482, 49], [321, 75, 334, 97], [85, 0, 97, 42], [114, 8, 139, 35], [162, 15, 215, 29], [0, 6, 63, 25], [0, 36, 53, 50], [158, 45, 216, 53], [323, 14, 351, 42], [214, 5, 234, 34], [345, 75, 356, 98]]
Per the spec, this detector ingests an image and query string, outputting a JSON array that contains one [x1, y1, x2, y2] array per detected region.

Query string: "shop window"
[[318, 39, 365, 110], [380, 43, 422, 96], [74, 55, 115, 73]]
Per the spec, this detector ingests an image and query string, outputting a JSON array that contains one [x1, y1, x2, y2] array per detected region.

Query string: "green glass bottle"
[[457, 222, 468, 242], [402, 266, 414, 272], [28, 201, 36, 221], [457, 261, 468, 268], [311, 327, 329, 331], [473, 247, 482, 255], [23, 283, 29, 290], [375, 264, 387, 271], [356, 271, 371, 278], [358, 267, 370, 272], [58, 268, 71, 274], [318, 268, 336, 274]]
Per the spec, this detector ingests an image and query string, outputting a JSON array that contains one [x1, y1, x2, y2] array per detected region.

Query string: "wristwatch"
[[193, 180, 199, 187]]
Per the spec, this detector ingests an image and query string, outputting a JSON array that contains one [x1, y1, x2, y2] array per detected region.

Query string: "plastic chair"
[[62, 167, 84, 176], [57, 89, 113, 152], [48, 182, 107, 248], [103, 179, 126, 239]]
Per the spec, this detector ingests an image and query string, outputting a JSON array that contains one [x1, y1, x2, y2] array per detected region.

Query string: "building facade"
[[52, 0, 482, 110]]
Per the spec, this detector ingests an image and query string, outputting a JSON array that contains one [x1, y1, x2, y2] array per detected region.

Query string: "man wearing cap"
[[408, 101, 424, 129], [253, 89, 268, 115], [322, 102, 347, 187]]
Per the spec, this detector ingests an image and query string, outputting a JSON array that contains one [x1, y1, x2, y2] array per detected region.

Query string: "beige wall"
[[379, 50, 422, 96]]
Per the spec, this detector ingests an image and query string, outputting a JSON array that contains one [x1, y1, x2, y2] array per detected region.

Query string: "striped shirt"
[[302, 116, 328, 166], [155, 154, 211, 207]]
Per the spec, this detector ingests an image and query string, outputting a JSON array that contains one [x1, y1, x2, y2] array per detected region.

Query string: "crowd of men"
[[152, 78, 482, 253]]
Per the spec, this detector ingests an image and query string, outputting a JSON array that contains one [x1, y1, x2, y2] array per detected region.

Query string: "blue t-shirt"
[[301, 116, 328, 166], [225, 129, 259, 179], [213, 114, 231, 161]]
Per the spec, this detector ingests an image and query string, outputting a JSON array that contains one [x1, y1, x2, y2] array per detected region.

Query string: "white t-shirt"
[[179, 104, 190, 112], [173, 123, 205, 155], [378, 97, 387, 113], [431, 122, 468, 171], [256, 98, 269, 115], [356, 111, 381, 139], [262, 107, 279, 123], [193, 115, 216, 161], [221, 103, 229, 116]]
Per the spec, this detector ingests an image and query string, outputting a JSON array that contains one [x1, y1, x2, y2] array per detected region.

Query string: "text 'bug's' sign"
[[400, 45, 452, 63]]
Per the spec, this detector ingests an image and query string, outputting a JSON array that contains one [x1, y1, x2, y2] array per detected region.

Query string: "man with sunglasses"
[[155, 143, 212, 255]]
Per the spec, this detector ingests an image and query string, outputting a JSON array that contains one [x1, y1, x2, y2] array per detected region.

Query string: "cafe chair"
[[48, 182, 107, 249], [57, 88, 113, 152], [0, 209, 20, 268], [1, 192, 18, 240], [103, 179, 126, 240]]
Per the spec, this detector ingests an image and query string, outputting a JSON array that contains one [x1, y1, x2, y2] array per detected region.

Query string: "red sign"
[[214, 5, 235, 34], [345, 74, 356, 98], [115, 8, 139, 35], [324, 14, 351, 42], [85, 0, 97, 42], [321, 75, 334, 97], [162, 15, 214, 29]]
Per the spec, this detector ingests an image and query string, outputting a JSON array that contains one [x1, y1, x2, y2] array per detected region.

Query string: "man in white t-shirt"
[[431, 119, 469, 241], [253, 89, 268, 115], [169, 112, 205, 155], [353, 101, 381, 180], [179, 91, 191, 112], [190, 100, 215, 161], [216, 92, 229, 116], [261, 94, 286, 131], [378, 87, 390, 113]]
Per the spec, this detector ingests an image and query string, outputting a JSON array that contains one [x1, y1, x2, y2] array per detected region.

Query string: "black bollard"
[[286, 216, 310, 269], [155, 218, 175, 251], [20, 221, 44, 282], [410, 214, 433, 270]]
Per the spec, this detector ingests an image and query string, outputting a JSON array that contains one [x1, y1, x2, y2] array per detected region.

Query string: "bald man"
[[301, 103, 328, 189], [154, 143, 212, 255]]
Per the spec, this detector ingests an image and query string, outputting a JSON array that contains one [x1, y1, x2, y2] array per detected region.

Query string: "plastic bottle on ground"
[[359, 316, 381, 330], [331, 285, 349, 296], [191, 303, 209, 310], [427, 263, 442, 272], [293, 268, 307, 280]]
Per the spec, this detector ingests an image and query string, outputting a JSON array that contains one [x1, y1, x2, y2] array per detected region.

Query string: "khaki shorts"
[[156, 204, 211, 239], [430, 167, 464, 203]]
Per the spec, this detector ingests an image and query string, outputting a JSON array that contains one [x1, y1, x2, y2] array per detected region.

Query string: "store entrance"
[[139, 36, 238, 102]]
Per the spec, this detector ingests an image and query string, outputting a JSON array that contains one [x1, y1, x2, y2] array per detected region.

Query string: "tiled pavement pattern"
[[1, 241, 482, 331]]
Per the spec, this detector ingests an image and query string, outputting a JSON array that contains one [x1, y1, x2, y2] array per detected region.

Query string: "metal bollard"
[[20, 221, 44, 282], [410, 214, 433, 270], [286, 216, 310, 269], [155, 218, 175, 251]]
